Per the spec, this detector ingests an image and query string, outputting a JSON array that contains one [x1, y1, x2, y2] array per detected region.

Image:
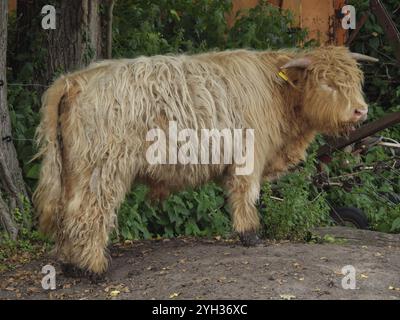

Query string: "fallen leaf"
[[388, 286, 400, 291], [27, 287, 40, 293], [110, 290, 120, 297], [280, 294, 296, 300]]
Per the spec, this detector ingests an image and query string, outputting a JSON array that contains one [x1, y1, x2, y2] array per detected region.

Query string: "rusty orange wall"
[[333, 0, 347, 45], [8, 0, 17, 12], [300, 0, 335, 44], [227, 0, 346, 45]]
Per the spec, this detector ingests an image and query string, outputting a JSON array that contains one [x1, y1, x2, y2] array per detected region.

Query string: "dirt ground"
[[1, 227, 400, 300]]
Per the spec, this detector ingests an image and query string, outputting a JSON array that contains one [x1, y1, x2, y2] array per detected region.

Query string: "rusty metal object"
[[317, 112, 400, 158], [346, 12, 369, 46], [370, 0, 400, 63], [333, 0, 347, 45]]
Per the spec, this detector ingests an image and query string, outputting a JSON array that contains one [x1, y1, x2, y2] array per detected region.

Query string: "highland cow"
[[33, 46, 377, 277]]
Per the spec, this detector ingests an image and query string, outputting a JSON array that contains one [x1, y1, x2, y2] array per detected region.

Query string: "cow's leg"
[[225, 172, 262, 246], [56, 162, 133, 279]]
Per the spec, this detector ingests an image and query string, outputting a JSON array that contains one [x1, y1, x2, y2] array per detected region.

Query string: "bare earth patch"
[[1, 227, 399, 300]]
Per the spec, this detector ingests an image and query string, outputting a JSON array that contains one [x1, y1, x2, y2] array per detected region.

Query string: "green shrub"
[[117, 183, 231, 240], [112, 0, 309, 57], [349, 0, 400, 111], [112, 0, 232, 57], [226, 1, 309, 49], [324, 145, 400, 233], [260, 152, 330, 241], [323, 0, 400, 233]]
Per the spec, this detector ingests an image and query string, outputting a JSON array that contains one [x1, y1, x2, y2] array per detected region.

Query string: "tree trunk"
[[104, 0, 115, 59], [0, 0, 111, 238], [42, 0, 104, 83], [15, 0, 110, 85], [0, 0, 28, 240]]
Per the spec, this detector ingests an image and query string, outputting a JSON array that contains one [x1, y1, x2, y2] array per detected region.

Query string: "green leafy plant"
[[259, 152, 330, 241], [323, 0, 400, 233], [324, 146, 400, 233], [117, 183, 231, 240], [226, 1, 309, 49]]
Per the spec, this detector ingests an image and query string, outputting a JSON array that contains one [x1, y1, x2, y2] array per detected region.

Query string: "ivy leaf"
[[26, 164, 40, 180], [390, 218, 400, 232]]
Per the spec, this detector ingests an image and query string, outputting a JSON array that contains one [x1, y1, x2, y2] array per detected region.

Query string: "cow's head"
[[281, 46, 378, 136]]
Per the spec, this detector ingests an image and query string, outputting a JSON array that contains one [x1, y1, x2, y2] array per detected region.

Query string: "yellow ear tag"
[[278, 70, 289, 82]]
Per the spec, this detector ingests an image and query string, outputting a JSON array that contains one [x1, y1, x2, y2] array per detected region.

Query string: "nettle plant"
[[259, 150, 331, 241], [117, 183, 231, 240]]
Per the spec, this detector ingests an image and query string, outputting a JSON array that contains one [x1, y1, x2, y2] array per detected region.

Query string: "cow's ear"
[[279, 58, 309, 86], [280, 57, 312, 70]]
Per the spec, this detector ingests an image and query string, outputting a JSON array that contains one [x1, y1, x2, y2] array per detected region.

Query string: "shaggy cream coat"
[[33, 46, 367, 274]]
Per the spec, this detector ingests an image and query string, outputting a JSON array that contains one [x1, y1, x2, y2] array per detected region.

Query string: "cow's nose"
[[353, 108, 368, 121]]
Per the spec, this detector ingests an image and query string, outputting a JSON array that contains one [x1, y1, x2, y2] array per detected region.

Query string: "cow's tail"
[[32, 76, 67, 237]]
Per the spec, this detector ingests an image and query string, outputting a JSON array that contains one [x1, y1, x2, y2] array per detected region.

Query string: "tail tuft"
[[33, 77, 67, 237]]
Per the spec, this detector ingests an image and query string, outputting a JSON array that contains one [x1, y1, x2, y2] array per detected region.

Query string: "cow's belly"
[[137, 163, 228, 201]]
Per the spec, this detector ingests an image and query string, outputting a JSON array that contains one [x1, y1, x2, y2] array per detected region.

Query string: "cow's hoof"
[[61, 263, 106, 283], [86, 271, 107, 284], [61, 263, 83, 278], [239, 232, 261, 247]]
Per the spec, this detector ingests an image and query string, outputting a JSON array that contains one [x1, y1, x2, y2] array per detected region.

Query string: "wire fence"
[[7, 83, 49, 88]]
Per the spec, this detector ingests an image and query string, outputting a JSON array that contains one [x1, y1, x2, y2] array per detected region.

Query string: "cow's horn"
[[281, 57, 312, 69], [350, 53, 379, 62]]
